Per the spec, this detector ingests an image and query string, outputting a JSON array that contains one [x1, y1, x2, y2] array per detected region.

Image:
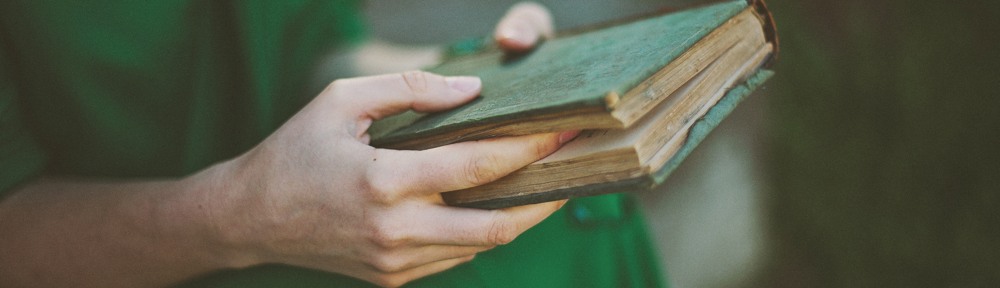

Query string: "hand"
[[347, 2, 552, 76], [494, 2, 555, 52], [213, 71, 577, 287]]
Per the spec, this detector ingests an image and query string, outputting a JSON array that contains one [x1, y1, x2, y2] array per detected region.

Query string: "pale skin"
[[0, 3, 567, 288]]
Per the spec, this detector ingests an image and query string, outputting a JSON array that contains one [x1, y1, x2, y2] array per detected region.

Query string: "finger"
[[325, 71, 481, 121], [368, 131, 580, 198], [494, 2, 554, 52], [369, 255, 476, 288], [368, 245, 492, 274], [405, 199, 568, 246]]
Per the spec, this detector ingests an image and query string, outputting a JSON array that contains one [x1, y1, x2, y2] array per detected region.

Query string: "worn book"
[[370, 0, 779, 208]]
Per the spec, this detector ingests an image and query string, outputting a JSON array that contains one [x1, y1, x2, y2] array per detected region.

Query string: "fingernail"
[[558, 130, 581, 144], [498, 26, 518, 42], [498, 22, 535, 48], [514, 24, 537, 45], [446, 76, 481, 93]]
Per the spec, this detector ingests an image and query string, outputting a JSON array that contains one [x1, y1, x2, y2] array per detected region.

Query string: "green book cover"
[[370, 1, 754, 149]]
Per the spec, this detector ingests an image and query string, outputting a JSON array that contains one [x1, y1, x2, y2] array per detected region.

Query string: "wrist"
[[174, 157, 263, 270]]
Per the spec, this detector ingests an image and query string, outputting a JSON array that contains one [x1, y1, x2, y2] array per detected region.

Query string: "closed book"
[[371, 0, 779, 208]]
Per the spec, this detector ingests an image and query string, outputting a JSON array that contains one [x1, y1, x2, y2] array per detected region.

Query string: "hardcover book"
[[370, 0, 778, 208]]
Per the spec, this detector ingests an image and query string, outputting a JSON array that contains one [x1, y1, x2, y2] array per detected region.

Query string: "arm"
[[0, 72, 577, 288], [0, 172, 238, 287], [0, 4, 559, 287]]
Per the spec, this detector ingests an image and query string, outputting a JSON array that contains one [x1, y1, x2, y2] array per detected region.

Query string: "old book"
[[371, 0, 778, 208]]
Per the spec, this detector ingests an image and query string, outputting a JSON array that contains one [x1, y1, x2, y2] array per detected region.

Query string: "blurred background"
[[358, 0, 1000, 287]]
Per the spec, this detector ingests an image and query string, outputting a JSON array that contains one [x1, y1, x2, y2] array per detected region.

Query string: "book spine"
[[748, 0, 779, 66]]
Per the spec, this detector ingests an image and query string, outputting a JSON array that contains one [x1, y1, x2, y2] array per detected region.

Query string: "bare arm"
[[0, 4, 560, 287], [0, 71, 577, 288], [0, 168, 244, 287]]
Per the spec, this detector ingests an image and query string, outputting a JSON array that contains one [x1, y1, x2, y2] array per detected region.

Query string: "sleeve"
[[0, 43, 47, 197]]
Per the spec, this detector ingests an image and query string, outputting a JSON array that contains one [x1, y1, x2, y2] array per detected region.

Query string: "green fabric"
[[1, 0, 365, 179], [0, 1, 664, 287]]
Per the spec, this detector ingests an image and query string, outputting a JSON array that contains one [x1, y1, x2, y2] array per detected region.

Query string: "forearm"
[[0, 68, 569, 288], [0, 161, 248, 288]]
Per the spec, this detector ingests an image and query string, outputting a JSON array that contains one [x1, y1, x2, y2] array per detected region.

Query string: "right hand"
[[209, 71, 577, 287]]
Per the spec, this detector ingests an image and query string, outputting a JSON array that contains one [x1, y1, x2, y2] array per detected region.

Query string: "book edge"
[[449, 69, 774, 209]]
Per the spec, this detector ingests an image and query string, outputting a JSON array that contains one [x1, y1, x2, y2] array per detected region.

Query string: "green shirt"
[[0, 1, 663, 287]]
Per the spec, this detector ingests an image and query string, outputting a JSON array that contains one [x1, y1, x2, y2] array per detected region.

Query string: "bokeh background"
[[762, 1, 1000, 287], [358, 0, 1000, 287]]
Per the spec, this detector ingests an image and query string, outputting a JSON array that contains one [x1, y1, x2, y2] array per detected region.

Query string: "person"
[[0, 1, 662, 287]]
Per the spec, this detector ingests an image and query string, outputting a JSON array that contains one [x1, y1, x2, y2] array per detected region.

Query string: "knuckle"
[[463, 153, 504, 186], [364, 161, 403, 204], [400, 71, 431, 97], [486, 213, 518, 245], [368, 224, 406, 250], [363, 178, 402, 205]]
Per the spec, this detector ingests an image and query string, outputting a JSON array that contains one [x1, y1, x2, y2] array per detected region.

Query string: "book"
[[370, 0, 778, 208]]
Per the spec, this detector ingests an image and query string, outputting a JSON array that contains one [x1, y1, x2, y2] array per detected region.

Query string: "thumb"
[[323, 71, 481, 121]]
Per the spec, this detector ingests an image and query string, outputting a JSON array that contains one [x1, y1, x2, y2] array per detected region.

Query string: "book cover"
[[367, 0, 778, 208], [370, 1, 770, 150]]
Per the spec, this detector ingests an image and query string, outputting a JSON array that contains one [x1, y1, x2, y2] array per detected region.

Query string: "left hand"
[[347, 2, 553, 76], [493, 2, 555, 52]]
